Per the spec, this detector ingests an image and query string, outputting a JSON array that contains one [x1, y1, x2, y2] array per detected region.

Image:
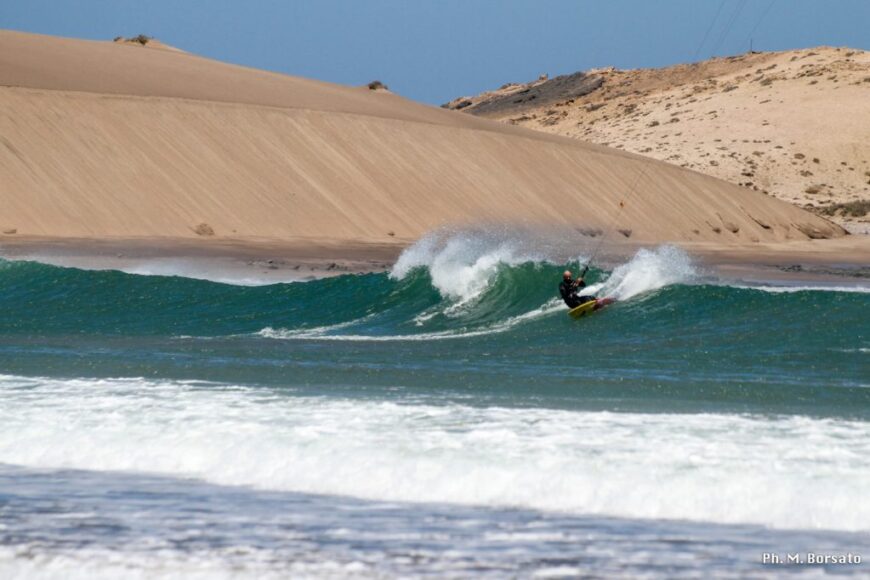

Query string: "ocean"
[[1, 233, 868, 578]]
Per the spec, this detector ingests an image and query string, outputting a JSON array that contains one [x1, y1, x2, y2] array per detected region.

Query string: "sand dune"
[[0, 30, 848, 252], [445, 47, 870, 233]]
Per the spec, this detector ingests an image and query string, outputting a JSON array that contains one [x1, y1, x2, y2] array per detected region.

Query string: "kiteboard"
[[567, 298, 615, 319]]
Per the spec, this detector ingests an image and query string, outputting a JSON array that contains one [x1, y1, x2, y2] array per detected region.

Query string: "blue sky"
[[4, 1, 869, 104]]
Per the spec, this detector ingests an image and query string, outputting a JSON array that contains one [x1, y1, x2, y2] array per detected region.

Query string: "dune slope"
[[0, 31, 845, 246], [445, 47, 870, 232]]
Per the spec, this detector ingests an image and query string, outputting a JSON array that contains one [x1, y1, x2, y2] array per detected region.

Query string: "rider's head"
[[563, 270, 572, 281]]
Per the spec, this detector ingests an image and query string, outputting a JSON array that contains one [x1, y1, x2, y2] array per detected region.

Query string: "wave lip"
[[390, 230, 545, 303], [590, 244, 698, 300], [2, 374, 870, 532]]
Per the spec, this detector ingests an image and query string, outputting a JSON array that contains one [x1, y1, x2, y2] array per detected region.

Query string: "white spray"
[[584, 245, 698, 301], [391, 230, 543, 305]]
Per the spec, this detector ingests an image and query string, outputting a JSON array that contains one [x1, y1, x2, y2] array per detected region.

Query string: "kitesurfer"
[[560, 269, 616, 311], [559, 270, 595, 309]]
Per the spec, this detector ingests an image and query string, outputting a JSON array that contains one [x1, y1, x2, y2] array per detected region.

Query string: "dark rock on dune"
[[445, 72, 605, 117]]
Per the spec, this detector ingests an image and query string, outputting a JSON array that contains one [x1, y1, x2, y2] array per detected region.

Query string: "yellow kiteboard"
[[567, 300, 598, 319]]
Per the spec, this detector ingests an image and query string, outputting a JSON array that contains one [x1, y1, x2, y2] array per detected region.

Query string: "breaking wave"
[[2, 374, 870, 531]]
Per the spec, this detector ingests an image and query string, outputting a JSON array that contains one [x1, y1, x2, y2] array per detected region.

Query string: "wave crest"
[[591, 245, 698, 301], [390, 230, 545, 304]]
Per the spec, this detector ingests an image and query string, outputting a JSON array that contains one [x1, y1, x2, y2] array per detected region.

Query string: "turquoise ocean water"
[[0, 234, 868, 578]]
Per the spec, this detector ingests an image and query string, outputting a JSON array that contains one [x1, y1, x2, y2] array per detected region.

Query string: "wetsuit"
[[559, 278, 595, 308]]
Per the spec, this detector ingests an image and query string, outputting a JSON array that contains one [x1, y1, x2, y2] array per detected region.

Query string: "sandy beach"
[[0, 235, 403, 283]]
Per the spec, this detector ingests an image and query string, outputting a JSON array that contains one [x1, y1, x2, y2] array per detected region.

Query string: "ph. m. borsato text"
[[762, 553, 862, 565]]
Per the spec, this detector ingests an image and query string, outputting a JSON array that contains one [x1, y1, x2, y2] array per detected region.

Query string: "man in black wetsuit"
[[559, 270, 596, 308]]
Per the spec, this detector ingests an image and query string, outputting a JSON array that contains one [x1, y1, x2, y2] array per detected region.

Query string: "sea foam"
[[2, 374, 869, 532]]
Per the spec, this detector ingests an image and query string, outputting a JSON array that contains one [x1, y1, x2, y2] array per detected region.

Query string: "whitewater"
[[2, 374, 870, 531], [0, 232, 868, 578]]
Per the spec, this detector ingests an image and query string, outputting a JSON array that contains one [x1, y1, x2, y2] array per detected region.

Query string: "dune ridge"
[[445, 47, 870, 233], [0, 30, 848, 253]]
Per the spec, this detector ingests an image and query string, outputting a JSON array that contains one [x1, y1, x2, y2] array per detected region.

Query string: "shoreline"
[[0, 236, 405, 284], [1, 234, 868, 286]]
